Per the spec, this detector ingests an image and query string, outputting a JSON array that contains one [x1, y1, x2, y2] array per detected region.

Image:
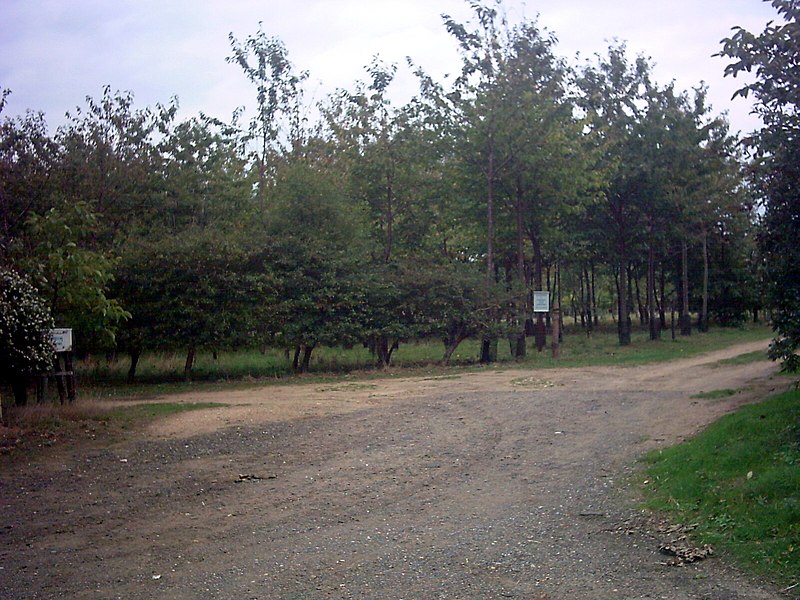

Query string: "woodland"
[[1, 1, 798, 404]]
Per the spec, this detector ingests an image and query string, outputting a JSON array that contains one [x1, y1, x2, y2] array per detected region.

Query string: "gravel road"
[[0, 341, 791, 599]]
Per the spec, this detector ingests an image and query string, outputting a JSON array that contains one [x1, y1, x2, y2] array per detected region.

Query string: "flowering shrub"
[[0, 268, 55, 379]]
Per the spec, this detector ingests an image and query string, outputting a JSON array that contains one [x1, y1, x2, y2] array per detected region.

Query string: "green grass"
[[545, 323, 771, 368], [713, 350, 770, 367], [76, 323, 773, 397], [642, 388, 800, 586]]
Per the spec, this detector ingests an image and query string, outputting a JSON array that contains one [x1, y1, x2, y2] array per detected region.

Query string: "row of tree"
[[3, 1, 792, 403]]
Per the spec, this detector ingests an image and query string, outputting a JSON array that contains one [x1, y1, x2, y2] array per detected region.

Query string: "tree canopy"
[[719, 0, 800, 372], [0, 0, 773, 385]]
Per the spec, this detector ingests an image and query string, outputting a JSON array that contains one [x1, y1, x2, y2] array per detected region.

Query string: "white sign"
[[533, 291, 550, 313], [50, 328, 73, 353]]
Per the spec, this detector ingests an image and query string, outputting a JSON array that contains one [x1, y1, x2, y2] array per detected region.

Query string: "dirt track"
[[0, 341, 792, 599]]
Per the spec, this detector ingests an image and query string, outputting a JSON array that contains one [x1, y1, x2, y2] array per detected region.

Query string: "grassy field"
[[76, 323, 774, 398], [643, 388, 800, 587]]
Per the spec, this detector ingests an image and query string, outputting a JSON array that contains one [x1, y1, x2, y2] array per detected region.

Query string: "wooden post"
[[64, 352, 76, 403], [552, 305, 561, 359], [36, 375, 46, 403], [55, 354, 67, 405]]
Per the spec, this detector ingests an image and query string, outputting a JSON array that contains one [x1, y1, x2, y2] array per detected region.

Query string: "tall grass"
[[75, 323, 773, 396]]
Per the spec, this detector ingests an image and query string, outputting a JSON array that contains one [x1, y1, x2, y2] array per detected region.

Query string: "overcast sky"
[[0, 0, 779, 136]]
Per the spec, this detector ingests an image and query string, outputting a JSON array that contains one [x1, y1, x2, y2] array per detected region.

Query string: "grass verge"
[[642, 388, 800, 587], [711, 350, 770, 367]]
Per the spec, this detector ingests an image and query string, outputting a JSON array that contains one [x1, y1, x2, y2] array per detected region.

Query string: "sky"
[[0, 0, 780, 137]]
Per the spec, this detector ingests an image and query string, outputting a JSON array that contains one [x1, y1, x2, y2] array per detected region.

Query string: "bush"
[[0, 268, 55, 406]]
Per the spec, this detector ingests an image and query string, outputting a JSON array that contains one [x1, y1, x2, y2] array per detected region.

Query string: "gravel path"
[[0, 341, 790, 599]]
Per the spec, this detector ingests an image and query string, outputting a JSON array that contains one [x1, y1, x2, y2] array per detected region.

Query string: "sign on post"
[[44, 329, 76, 404], [50, 328, 73, 353], [533, 291, 550, 313]]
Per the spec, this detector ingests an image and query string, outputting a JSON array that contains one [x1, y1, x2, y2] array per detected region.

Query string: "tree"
[[0, 268, 54, 409], [158, 115, 252, 233], [719, 0, 800, 372], [445, 1, 559, 362], [0, 92, 60, 260], [417, 259, 502, 365], [114, 230, 274, 382], [636, 83, 726, 339], [12, 201, 129, 351], [576, 43, 653, 345], [56, 86, 174, 243], [227, 25, 308, 201], [259, 159, 368, 372], [493, 23, 585, 354]]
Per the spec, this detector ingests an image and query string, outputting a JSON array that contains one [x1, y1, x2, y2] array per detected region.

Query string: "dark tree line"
[[3, 0, 789, 400]]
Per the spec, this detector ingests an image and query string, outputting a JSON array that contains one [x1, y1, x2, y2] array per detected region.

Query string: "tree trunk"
[[184, 345, 196, 382], [11, 376, 28, 407], [658, 264, 667, 329], [583, 263, 594, 334], [700, 227, 709, 332], [376, 336, 390, 368], [514, 334, 526, 359], [514, 174, 527, 359], [590, 261, 599, 327], [634, 267, 646, 326], [127, 349, 141, 384], [579, 266, 587, 329], [681, 238, 692, 336], [671, 301, 677, 340], [647, 230, 659, 340], [617, 242, 631, 345], [529, 231, 546, 352], [375, 335, 398, 368], [556, 261, 563, 342], [300, 344, 314, 373], [627, 263, 635, 333], [480, 337, 498, 363], [545, 264, 552, 330], [442, 324, 467, 365], [292, 346, 301, 372], [481, 139, 497, 364]]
